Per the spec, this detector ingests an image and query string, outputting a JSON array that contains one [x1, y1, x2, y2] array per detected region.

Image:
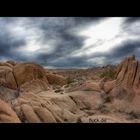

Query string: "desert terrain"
[[0, 55, 140, 123]]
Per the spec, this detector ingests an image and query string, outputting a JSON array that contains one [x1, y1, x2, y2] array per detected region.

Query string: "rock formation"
[[0, 98, 20, 123], [104, 55, 140, 95], [0, 55, 139, 123], [6, 60, 17, 66], [13, 62, 49, 88], [9, 91, 102, 123], [0, 65, 18, 89], [102, 55, 140, 113], [0, 86, 19, 102], [46, 72, 67, 86]]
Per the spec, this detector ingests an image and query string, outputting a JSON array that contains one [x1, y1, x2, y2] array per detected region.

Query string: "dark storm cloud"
[[110, 40, 140, 58], [36, 17, 103, 48], [84, 40, 140, 66], [52, 32, 85, 55], [122, 17, 140, 36], [22, 17, 104, 67], [0, 17, 140, 68], [36, 52, 90, 68], [0, 22, 26, 60], [47, 57, 88, 68], [0, 38, 25, 56], [124, 17, 140, 24], [37, 17, 105, 42]]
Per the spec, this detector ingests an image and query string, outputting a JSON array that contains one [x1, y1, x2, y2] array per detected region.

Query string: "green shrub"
[[100, 69, 116, 80], [67, 77, 75, 84]]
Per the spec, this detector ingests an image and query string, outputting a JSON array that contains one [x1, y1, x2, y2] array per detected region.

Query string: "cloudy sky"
[[0, 17, 140, 68]]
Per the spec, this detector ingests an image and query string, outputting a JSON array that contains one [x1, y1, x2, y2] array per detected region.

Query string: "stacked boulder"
[[13, 62, 50, 94], [104, 55, 140, 95], [0, 61, 50, 103], [0, 62, 17, 89], [0, 61, 69, 123], [116, 55, 140, 94], [103, 55, 140, 113]]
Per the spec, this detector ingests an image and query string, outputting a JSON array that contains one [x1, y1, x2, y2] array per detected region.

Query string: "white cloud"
[[70, 17, 139, 57], [79, 18, 122, 40]]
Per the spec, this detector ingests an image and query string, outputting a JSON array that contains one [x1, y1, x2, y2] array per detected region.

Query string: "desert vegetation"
[[100, 69, 117, 80]]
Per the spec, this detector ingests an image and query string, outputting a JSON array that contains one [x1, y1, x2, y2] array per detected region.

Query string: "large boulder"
[[103, 80, 116, 93], [46, 73, 67, 86], [6, 60, 17, 66], [20, 79, 50, 94], [11, 92, 58, 123], [0, 86, 19, 102], [115, 55, 140, 94], [0, 98, 20, 123], [104, 55, 140, 95], [65, 80, 100, 93], [0, 66, 18, 89], [0, 62, 13, 68], [133, 61, 140, 94], [102, 55, 140, 113], [33, 106, 57, 123], [13, 62, 50, 93], [11, 90, 102, 123], [13, 62, 48, 87], [21, 104, 41, 123]]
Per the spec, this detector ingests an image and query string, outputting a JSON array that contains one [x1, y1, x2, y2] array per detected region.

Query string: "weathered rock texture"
[[9, 91, 102, 123], [103, 55, 140, 113], [103, 55, 139, 93], [46, 73, 67, 86], [0, 98, 20, 123], [0, 86, 19, 102], [0, 62, 50, 95], [0, 65, 17, 89], [0, 56, 139, 123], [13, 62, 49, 89]]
